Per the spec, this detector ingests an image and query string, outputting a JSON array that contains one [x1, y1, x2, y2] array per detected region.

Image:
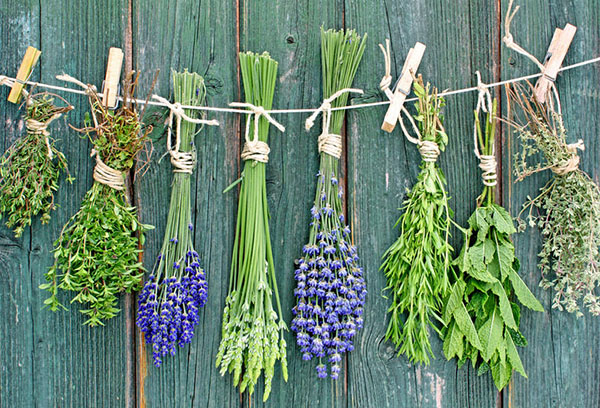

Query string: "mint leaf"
[[508, 269, 544, 312], [478, 307, 503, 361], [491, 204, 516, 235], [506, 333, 527, 377], [491, 282, 518, 330]]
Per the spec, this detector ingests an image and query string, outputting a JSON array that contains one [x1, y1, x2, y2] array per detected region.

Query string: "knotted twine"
[[305, 88, 363, 159], [473, 71, 497, 187], [229, 102, 285, 163], [152, 95, 219, 173]]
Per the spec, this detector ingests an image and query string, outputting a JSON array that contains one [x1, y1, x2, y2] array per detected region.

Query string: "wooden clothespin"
[[534, 24, 577, 103], [7, 46, 41, 104], [381, 42, 426, 133], [101, 47, 124, 108]]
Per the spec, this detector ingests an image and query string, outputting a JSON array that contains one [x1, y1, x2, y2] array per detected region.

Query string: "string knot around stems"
[[417, 140, 440, 163], [26, 115, 61, 159], [305, 88, 363, 159], [478, 154, 498, 186], [229, 102, 285, 163], [474, 71, 497, 186], [552, 139, 585, 176], [91, 149, 125, 190], [152, 95, 219, 174]]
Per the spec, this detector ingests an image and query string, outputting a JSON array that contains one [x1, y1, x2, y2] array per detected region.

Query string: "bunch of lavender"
[[0, 93, 73, 237], [291, 28, 367, 379], [137, 71, 209, 367], [216, 51, 286, 401]]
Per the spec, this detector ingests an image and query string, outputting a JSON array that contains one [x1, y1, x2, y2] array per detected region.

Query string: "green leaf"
[[478, 307, 503, 361], [505, 333, 527, 377], [491, 282, 518, 329], [491, 204, 516, 235], [495, 238, 515, 280], [443, 321, 464, 360], [453, 302, 483, 351], [468, 244, 486, 272], [469, 208, 490, 241], [508, 269, 544, 312], [443, 280, 465, 322]]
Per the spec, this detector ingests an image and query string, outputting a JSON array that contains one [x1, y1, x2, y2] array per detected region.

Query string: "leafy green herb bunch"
[[137, 70, 214, 367], [510, 82, 600, 316], [216, 51, 286, 401], [42, 73, 153, 326], [380, 77, 454, 365], [0, 92, 73, 237], [291, 27, 367, 380], [441, 95, 543, 390]]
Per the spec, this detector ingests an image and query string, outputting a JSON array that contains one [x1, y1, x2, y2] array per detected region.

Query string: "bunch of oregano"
[[42, 73, 153, 326], [510, 82, 600, 316], [380, 77, 453, 365], [442, 98, 543, 390], [0, 93, 73, 237], [216, 51, 287, 401]]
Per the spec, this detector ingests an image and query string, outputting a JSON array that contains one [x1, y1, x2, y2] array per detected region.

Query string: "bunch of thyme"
[[0, 92, 73, 237], [442, 98, 543, 390], [510, 82, 600, 316], [291, 27, 367, 380], [42, 73, 153, 326], [380, 78, 453, 364], [216, 51, 286, 401], [137, 70, 210, 367]]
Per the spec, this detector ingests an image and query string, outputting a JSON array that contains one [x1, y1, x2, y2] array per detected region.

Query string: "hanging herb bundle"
[[509, 82, 600, 316], [380, 77, 453, 365], [216, 51, 286, 401], [290, 27, 367, 380], [0, 92, 73, 237], [441, 96, 543, 390], [137, 70, 217, 367], [41, 73, 153, 326]]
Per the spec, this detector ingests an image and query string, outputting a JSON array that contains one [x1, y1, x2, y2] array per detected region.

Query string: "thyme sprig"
[[381, 78, 453, 365], [0, 93, 73, 237], [216, 52, 286, 401], [510, 82, 600, 316], [442, 99, 543, 390], [42, 73, 153, 326]]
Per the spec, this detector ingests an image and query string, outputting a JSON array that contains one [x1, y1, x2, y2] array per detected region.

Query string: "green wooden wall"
[[1, 0, 599, 407]]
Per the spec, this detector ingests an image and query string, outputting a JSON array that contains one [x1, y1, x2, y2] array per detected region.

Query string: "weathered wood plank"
[[501, 1, 600, 407], [132, 0, 241, 406], [0, 1, 134, 407], [238, 2, 347, 407], [345, 0, 502, 406]]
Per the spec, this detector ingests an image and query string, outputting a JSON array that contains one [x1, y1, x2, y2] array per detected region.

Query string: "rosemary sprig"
[[137, 70, 209, 367], [511, 82, 600, 316], [291, 27, 367, 380], [216, 51, 286, 401], [0, 93, 73, 237], [41, 74, 153, 326], [442, 99, 543, 390], [380, 78, 453, 365]]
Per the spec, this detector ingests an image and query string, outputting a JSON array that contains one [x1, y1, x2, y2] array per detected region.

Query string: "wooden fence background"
[[1, 0, 599, 407]]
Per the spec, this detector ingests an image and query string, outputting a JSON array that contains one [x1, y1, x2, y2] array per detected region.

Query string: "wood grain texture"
[[345, 0, 502, 407], [132, 0, 241, 407], [501, 1, 600, 407]]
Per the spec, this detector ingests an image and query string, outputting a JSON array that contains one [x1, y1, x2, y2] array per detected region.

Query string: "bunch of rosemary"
[[442, 99, 543, 390], [510, 83, 600, 316], [216, 51, 286, 401], [291, 27, 367, 380], [380, 78, 453, 364], [42, 74, 153, 326], [137, 70, 209, 367], [0, 93, 73, 237]]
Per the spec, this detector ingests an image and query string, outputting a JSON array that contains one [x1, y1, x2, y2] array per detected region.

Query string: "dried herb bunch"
[[442, 98, 543, 390], [291, 27, 367, 380], [0, 92, 73, 237], [216, 51, 286, 401], [510, 82, 600, 316], [137, 70, 209, 367], [380, 77, 453, 364], [42, 73, 153, 326]]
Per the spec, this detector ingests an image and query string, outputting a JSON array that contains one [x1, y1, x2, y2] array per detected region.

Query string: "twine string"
[[378, 39, 395, 100], [552, 139, 584, 175], [473, 71, 497, 187], [306, 88, 363, 159], [152, 94, 219, 174], [230, 102, 285, 163], [91, 149, 125, 190]]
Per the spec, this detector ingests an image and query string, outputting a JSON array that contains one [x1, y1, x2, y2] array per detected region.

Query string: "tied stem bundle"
[[0, 93, 73, 237], [380, 78, 453, 365], [291, 27, 367, 380], [42, 73, 153, 326], [442, 96, 543, 391], [137, 71, 213, 367], [510, 82, 600, 316], [216, 51, 286, 401]]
